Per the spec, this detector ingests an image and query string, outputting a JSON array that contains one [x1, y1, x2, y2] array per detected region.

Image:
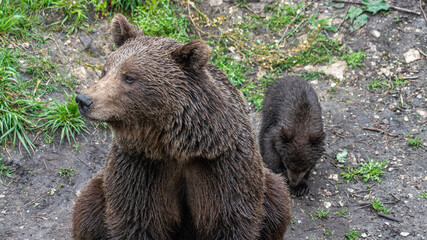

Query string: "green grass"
[[58, 166, 76, 177], [315, 208, 329, 219], [345, 230, 361, 240], [371, 197, 391, 214], [407, 132, 422, 148], [367, 77, 409, 92], [323, 230, 333, 237], [419, 191, 427, 199], [133, 0, 190, 42], [299, 71, 325, 81], [0, 159, 15, 183], [341, 157, 388, 183], [334, 208, 349, 217], [39, 94, 89, 145], [342, 50, 365, 68]]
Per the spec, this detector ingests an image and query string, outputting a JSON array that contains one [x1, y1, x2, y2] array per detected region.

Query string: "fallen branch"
[[332, 0, 420, 15], [378, 212, 403, 222], [417, 47, 427, 57], [362, 127, 398, 137], [421, 0, 427, 24]]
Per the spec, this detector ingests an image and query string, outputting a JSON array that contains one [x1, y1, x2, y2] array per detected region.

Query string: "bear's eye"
[[122, 75, 136, 84]]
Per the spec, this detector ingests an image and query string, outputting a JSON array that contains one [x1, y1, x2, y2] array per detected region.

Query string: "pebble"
[[371, 30, 381, 38], [0, 194, 4, 198], [416, 109, 427, 118], [403, 116, 409, 122], [403, 49, 421, 63], [328, 174, 339, 181], [361, 233, 368, 238], [348, 188, 354, 193], [400, 232, 410, 237], [21, 42, 30, 49], [408, 193, 413, 198], [324, 202, 331, 208], [64, 39, 72, 46]]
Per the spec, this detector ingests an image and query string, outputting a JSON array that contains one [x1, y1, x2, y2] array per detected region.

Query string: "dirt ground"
[[1, 0, 426, 239]]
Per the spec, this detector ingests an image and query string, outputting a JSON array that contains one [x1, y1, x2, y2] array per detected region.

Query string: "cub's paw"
[[290, 181, 309, 197]]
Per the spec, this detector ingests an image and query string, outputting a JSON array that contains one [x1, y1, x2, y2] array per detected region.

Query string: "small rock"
[[21, 42, 30, 49], [403, 49, 421, 63], [0, 194, 5, 198], [400, 232, 410, 237], [209, 0, 223, 6], [328, 174, 339, 181], [388, 167, 394, 172], [408, 193, 413, 198], [79, 33, 93, 50], [324, 202, 331, 208], [416, 109, 427, 118], [361, 233, 368, 238], [64, 39, 72, 46], [7, 43, 14, 49], [347, 188, 354, 193], [403, 116, 409, 122], [371, 30, 381, 38], [374, 115, 380, 119]]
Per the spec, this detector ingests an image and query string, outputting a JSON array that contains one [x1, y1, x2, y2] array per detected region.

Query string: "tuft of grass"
[[371, 197, 391, 214], [39, 94, 89, 145], [342, 50, 365, 68], [341, 157, 388, 183], [367, 77, 409, 92], [419, 191, 427, 199], [133, 0, 189, 42], [407, 132, 422, 148], [345, 230, 361, 240], [323, 230, 333, 237], [334, 208, 349, 217], [0, 159, 15, 184], [51, 0, 89, 35], [58, 167, 76, 178], [315, 208, 330, 219], [299, 71, 325, 81]]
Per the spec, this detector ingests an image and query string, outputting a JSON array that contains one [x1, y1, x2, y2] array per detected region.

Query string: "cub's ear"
[[171, 40, 210, 70], [111, 14, 140, 47], [280, 127, 294, 143], [309, 131, 325, 145]]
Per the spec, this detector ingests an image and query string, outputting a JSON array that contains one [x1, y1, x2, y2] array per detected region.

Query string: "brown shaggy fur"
[[259, 76, 325, 197], [72, 14, 290, 240]]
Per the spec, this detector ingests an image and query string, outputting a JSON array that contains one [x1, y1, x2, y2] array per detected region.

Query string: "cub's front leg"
[[72, 170, 108, 240]]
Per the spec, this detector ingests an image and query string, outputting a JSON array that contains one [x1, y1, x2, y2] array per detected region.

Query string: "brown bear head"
[[76, 14, 238, 160]]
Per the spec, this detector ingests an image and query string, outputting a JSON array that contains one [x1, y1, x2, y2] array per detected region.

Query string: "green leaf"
[[349, 14, 368, 32], [336, 149, 348, 164], [347, 6, 364, 23], [361, 0, 390, 14]]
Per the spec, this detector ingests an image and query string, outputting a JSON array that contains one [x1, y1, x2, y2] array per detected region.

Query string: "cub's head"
[[76, 14, 210, 127], [275, 127, 325, 187]]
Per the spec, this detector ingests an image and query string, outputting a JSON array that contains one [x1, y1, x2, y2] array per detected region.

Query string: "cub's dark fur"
[[259, 76, 325, 197], [72, 14, 291, 239]]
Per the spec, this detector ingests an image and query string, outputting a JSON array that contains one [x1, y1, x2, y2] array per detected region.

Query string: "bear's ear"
[[111, 14, 140, 47], [171, 40, 210, 70], [279, 127, 294, 143], [309, 130, 325, 145]]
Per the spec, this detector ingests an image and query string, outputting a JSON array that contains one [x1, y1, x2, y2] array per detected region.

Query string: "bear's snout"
[[76, 94, 93, 114]]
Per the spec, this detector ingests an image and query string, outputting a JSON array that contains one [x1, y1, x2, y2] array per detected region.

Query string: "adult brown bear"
[[72, 14, 290, 240]]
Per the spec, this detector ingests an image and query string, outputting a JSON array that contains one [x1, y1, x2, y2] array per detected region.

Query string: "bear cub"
[[259, 76, 325, 197], [72, 14, 291, 240]]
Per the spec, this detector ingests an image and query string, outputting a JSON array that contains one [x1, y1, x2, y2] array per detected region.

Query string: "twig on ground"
[[338, 5, 350, 29], [420, 0, 427, 24], [186, 3, 203, 39], [75, 156, 96, 172], [378, 212, 403, 222], [417, 47, 427, 57], [362, 127, 399, 137], [332, 0, 420, 15]]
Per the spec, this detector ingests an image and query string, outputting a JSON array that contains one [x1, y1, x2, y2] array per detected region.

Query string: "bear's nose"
[[76, 94, 93, 113]]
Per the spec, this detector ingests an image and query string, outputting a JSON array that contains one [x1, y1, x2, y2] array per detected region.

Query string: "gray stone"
[[79, 33, 93, 50], [403, 49, 421, 63]]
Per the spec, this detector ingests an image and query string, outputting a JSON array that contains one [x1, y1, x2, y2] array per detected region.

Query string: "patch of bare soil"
[[1, 1, 426, 239]]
